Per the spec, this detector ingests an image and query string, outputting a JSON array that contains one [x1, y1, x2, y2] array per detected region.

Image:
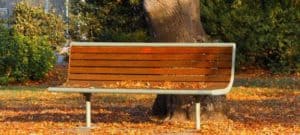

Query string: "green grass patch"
[[0, 86, 47, 91], [234, 77, 299, 89]]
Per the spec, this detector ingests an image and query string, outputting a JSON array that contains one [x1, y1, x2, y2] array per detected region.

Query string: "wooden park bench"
[[48, 42, 236, 130]]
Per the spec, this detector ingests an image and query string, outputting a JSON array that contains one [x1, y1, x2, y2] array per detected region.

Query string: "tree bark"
[[144, 0, 228, 121], [144, 0, 206, 42]]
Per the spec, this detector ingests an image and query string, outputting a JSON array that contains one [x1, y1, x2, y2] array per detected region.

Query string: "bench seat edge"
[[48, 87, 232, 95]]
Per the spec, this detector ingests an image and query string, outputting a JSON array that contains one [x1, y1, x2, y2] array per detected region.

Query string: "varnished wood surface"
[[67, 45, 233, 89]]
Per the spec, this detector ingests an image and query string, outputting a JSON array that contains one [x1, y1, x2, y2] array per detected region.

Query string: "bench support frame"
[[81, 93, 202, 130], [83, 93, 92, 128], [196, 102, 201, 130], [195, 96, 201, 130]]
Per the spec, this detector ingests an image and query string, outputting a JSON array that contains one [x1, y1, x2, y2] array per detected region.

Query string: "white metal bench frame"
[[48, 42, 236, 130]]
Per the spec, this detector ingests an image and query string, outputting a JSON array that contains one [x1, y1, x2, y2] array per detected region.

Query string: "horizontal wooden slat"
[[71, 53, 232, 61], [71, 46, 232, 54], [70, 60, 232, 68], [69, 67, 231, 75], [66, 45, 234, 89], [65, 81, 229, 90], [68, 74, 230, 82]]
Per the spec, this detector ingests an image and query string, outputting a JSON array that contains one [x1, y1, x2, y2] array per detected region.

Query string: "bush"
[[0, 25, 13, 84], [0, 2, 62, 84], [0, 25, 55, 84], [0, 76, 9, 85], [69, 0, 150, 42], [11, 2, 65, 48], [201, 0, 300, 73]]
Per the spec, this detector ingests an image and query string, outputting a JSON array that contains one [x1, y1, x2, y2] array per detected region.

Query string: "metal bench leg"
[[84, 93, 92, 128], [195, 102, 201, 130]]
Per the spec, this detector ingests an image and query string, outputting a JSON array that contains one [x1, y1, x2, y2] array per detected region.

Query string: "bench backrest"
[[66, 42, 235, 91]]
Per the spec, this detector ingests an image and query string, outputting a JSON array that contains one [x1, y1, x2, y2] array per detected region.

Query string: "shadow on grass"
[[0, 94, 153, 123], [0, 105, 152, 123], [227, 99, 297, 125]]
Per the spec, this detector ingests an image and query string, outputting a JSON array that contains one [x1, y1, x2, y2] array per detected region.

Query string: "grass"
[[0, 86, 47, 91], [234, 76, 299, 89], [0, 76, 299, 134]]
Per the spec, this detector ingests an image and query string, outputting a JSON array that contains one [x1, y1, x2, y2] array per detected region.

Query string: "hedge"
[[201, 0, 300, 73]]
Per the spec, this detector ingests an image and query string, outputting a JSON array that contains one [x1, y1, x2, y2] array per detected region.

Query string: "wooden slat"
[[66, 45, 234, 89], [71, 53, 232, 61], [69, 67, 231, 75], [71, 46, 232, 54], [70, 60, 232, 68], [68, 74, 230, 82], [65, 81, 229, 90]]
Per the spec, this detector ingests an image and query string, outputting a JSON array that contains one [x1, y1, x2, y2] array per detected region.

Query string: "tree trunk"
[[144, 0, 206, 42], [144, 0, 228, 121]]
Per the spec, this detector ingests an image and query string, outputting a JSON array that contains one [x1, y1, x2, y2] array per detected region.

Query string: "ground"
[[0, 67, 299, 134]]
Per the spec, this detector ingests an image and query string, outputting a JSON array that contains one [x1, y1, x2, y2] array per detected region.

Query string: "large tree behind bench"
[[144, 0, 228, 121]]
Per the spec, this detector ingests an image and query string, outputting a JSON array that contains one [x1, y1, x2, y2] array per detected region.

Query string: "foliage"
[[0, 25, 55, 84], [69, 0, 149, 42], [1, 0, 297, 81], [201, 0, 300, 73], [11, 2, 65, 48], [0, 25, 13, 85], [69, 0, 299, 73]]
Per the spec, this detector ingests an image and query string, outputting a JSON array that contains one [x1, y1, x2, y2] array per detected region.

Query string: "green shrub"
[[201, 0, 300, 73], [11, 2, 65, 48], [12, 35, 55, 81], [0, 2, 61, 84], [0, 25, 13, 84], [0, 25, 55, 83], [0, 76, 9, 85], [69, 0, 150, 42]]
